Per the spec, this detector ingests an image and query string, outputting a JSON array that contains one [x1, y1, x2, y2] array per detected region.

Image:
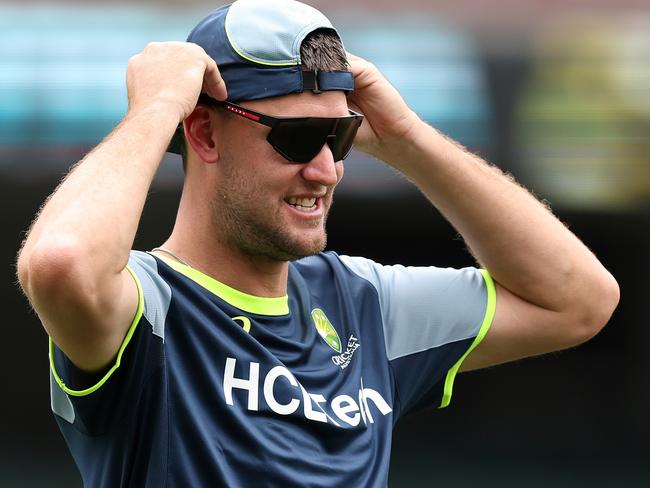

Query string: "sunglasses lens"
[[269, 119, 332, 163], [267, 114, 363, 163], [329, 118, 362, 161]]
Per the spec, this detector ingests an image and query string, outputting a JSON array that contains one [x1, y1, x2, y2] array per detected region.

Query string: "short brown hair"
[[300, 28, 348, 72]]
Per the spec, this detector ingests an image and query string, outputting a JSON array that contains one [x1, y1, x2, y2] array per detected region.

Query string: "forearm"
[[378, 119, 613, 312], [19, 104, 179, 279]]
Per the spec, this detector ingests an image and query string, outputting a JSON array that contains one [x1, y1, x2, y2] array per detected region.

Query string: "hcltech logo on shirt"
[[222, 358, 392, 427]]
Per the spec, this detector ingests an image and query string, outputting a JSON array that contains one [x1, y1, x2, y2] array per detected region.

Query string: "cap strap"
[[302, 70, 354, 94]]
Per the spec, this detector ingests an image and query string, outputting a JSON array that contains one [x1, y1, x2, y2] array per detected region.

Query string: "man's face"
[[209, 91, 348, 262]]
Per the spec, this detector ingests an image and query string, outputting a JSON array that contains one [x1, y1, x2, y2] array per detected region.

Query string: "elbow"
[[15, 251, 31, 297], [571, 269, 620, 345], [17, 237, 92, 302]]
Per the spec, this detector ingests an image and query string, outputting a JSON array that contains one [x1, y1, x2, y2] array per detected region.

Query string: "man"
[[16, 0, 619, 486]]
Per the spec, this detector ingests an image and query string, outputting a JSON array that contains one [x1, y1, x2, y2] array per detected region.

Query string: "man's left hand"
[[346, 52, 420, 159]]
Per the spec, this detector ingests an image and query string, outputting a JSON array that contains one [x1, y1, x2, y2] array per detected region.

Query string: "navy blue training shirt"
[[49, 250, 495, 487]]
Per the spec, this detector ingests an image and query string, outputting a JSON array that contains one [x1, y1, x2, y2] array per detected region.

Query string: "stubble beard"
[[210, 167, 333, 262]]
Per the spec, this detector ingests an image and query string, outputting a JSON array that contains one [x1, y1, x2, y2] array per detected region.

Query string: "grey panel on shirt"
[[51, 371, 75, 423], [127, 251, 172, 341], [339, 255, 488, 361]]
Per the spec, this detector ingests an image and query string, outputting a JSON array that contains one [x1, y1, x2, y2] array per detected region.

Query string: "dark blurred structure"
[[2, 1, 649, 487]]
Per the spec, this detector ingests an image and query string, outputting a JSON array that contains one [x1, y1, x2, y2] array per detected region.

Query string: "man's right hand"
[[126, 41, 227, 122]]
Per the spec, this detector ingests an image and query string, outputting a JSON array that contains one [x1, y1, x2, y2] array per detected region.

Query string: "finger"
[[345, 52, 359, 67], [345, 52, 367, 78], [346, 51, 362, 61], [202, 57, 228, 101]]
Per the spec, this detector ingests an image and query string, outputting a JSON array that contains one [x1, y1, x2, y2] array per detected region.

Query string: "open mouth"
[[286, 196, 317, 212]]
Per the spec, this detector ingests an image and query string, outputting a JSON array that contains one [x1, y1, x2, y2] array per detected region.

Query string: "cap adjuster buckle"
[[302, 70, 322, 94], [312, 70, 322, 94]]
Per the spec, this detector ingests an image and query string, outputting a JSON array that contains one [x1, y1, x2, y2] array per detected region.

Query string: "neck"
[[157, 239, 290, 297], [161, 202, 290, 298]]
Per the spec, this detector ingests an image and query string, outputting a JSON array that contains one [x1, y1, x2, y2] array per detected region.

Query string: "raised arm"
[[15, 42, 226, 372], [346, 53, 619, 370]]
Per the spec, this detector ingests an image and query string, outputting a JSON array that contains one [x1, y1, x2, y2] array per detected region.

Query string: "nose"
[[300, 140, 341, 186]]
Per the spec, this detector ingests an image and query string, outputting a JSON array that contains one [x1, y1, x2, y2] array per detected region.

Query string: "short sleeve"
[[339, 255, 496, 416], [49, 250, 171, 434]]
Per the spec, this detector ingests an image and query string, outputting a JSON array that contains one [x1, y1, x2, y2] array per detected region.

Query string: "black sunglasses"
[[199, 95, 363, 163]]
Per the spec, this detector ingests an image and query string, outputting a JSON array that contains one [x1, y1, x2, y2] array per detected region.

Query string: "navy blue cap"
[[168, 0, 354, 154]]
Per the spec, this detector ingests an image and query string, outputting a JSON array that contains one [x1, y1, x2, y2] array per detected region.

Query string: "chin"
[[236, 229, 327, 262], [295, 229, 328, 254], [278, 235, 327, 262]]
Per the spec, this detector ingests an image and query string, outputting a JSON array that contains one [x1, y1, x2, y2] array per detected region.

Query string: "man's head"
[[172, 0, 358, 262], [177, 25, 351, 171], [169, 0, 354, 166]]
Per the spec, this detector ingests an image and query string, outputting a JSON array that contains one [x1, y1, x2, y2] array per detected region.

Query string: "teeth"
[[288, 197, 317, 208]]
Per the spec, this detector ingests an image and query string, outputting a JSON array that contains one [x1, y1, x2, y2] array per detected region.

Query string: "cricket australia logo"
[[331, 335, 361, 370], [311, 308, 342, 352], [311, 309, 361, 369]]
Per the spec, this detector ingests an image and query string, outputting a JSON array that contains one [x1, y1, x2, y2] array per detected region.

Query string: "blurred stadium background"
[[2, 0, 649, 486]]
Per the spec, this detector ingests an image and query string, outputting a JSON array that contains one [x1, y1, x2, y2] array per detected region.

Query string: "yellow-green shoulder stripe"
[[439, 269, 496, 408], [49, 265, 145, 397]]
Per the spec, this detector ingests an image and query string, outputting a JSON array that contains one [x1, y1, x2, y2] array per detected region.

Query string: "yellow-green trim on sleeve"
[[439, 269, 496, 408], [49, 265, 145, 397]]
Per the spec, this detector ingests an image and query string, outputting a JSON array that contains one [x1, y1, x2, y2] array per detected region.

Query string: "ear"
[[183, 105, 220, 164]]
